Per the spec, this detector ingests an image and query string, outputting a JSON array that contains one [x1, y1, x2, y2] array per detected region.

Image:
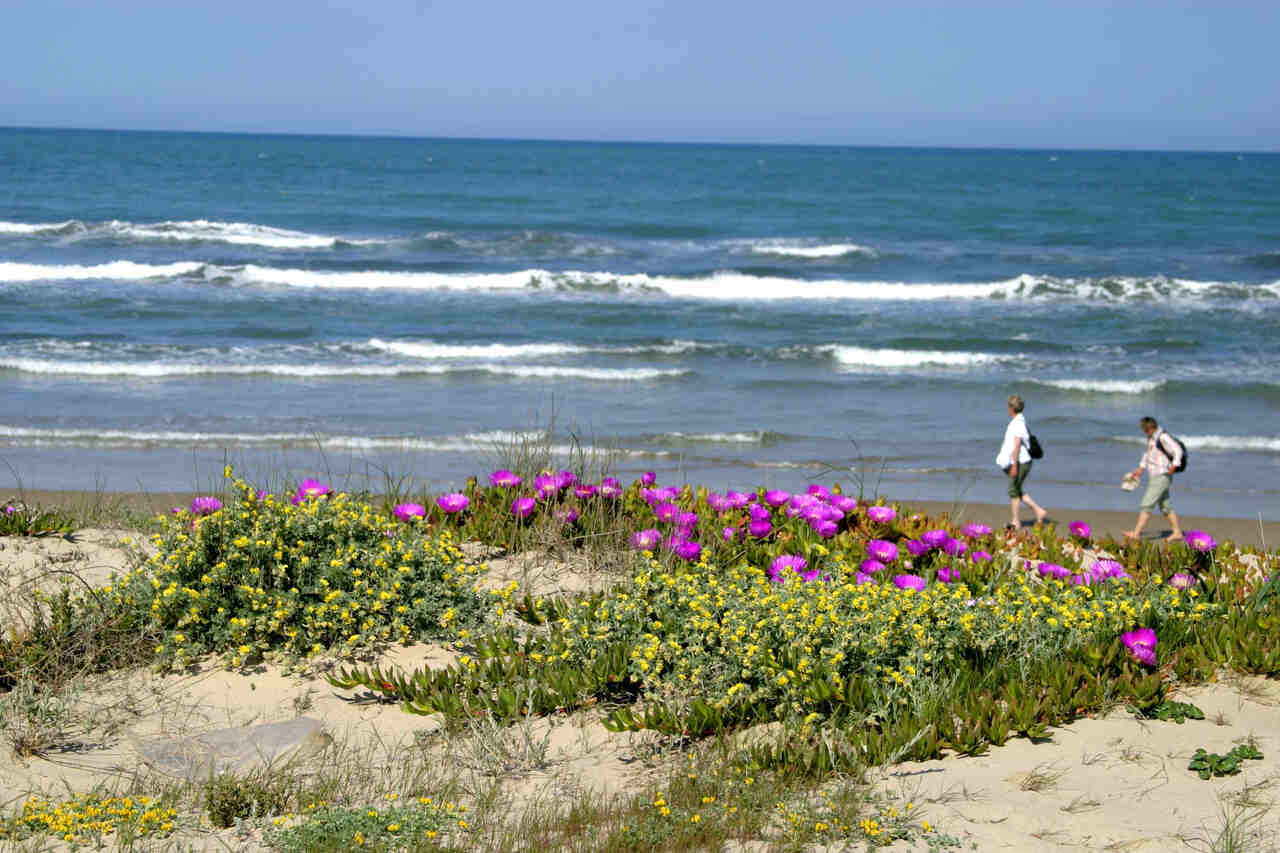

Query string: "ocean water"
[[1, 127, 1278, 518]]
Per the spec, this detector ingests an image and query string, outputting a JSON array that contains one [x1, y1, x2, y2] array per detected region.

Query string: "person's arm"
[[1010, 436, 1021, 474]]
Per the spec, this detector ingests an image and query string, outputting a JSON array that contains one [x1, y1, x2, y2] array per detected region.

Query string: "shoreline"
[[7, 487, 1276, 550]]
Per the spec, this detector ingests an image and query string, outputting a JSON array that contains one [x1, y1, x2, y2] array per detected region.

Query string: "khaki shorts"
[[1140, 473, 1174, 514], [1006, 461, 1032, 498]]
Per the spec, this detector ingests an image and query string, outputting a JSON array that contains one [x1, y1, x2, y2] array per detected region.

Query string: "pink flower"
[[764, 490, 791, 508], [971, 550, 992, 563], [436, 493, 470, 514], [921, 529, 950, 548], [748, 519, 772, 538], [574, 484, 598, 499], [653, 501, 681, 523], [722, 526, 740, 542], [936, 566, 957, 583], [866, 505, 897, 524], [905, 539, 929, 558], [1185, 530, 1217, 553], [292, 478, 331, 504], [190, 496, 222, 516], [854, 571, 876, 585], [1121, 628, 1158, 667], [1168, 572, 1198, 590], [554, 507, 579, 525], [393, 503, 426, 522], [630, 528, 661, 550], [511, 496, 536, 517], [599, 478, 622, 498], [859, 558, 886, 574], [893, 574, 927, 591], [673, 540, 702, 561], [1068, 520, 1092, 539], [489, 469, 522, 488], [943, 538, 967, 557], [769, 554, 808, 582], [866, 539, 899, 563], [640, 471, 657, 486], [961, 522, 992, 537]]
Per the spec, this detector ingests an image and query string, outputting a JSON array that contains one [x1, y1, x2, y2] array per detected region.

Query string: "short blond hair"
[[1007, 394, 1024, 413]]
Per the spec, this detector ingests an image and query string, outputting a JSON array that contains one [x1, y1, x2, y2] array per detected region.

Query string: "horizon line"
[[2, 123, 1276, 157]]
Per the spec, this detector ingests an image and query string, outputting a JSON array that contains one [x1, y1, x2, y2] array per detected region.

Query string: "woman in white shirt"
[[996, 394, 1047, 530]]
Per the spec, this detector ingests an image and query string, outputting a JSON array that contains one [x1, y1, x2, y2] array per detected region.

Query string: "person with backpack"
[[996, 394, 1048, 530], [1123, 416, 1185, 541]]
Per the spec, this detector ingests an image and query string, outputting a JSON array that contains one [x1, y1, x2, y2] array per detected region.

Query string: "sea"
[[1, 127, 1277, 519]]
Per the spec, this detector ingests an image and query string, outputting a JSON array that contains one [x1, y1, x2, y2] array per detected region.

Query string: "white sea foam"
[[1037, 378, 1166, 393], [0, 260, 204, 281], [0, 358, 686, 381], [5, 260, 1276, 306], [663, 431, 768, 443], [1112, 434, 1280, 452], [0, 424, 672, 457], [826, 346, 1011, 368], [367, 338, 589, 360], [0, 221, 75, 234], [0, 218, 370, 249], [750, 243, 876, 259]]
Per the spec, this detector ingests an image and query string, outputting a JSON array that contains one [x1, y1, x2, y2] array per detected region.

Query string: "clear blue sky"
[[4, 0, 1277, 150]]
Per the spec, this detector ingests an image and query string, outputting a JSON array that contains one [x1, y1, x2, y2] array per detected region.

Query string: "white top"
[[996, 412, 1032, 468]]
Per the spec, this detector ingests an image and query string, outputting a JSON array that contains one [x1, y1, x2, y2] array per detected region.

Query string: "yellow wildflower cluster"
[[0, 795, 176, 843], [554, 554, 1208, 718], [122, 471, 491, 667]]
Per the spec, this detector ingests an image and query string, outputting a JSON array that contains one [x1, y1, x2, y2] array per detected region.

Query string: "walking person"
[[1123, 416, 1184, 541], [996, 394, 1047, 530]]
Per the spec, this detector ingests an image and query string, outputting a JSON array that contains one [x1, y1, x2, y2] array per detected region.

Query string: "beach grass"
[[0, 465, 1277, 850]]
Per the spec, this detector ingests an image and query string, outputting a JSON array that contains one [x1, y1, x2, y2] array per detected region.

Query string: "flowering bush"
[[125, 470, 490, 669], [0, 795, 176, 843]]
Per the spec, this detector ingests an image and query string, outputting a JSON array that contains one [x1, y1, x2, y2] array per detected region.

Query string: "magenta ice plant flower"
[[943, 538, 967, 557], [961, 522, 992, 538], [599, 478, 622, 498], [811, 519, 838, 538], [1185, 530, 1217, 553], [722, 526, 740, 542], [764, 490, 791, 508], [1068, 520, 1092, 539], [574, 484, 598, 499], [866, 539, 899, 563], [640, 471, 656, 486], [555, 507, 579, 525], [1037, 562, 1071, 580], [893, 574, 927, 591], [866, 505, 896, 524], [674, 540, 702, 562], [190, 496, 222, 516], [747, 519, 772, 538], [1168, 572, 1199, 590], [921, 529, 950, 548], [855, 571, 875, 585], [706, 492, 731, 513], [829, 495, 858, 513], [510, 496, 536, 517], [630, 528, 661, 550], [437, 493, 470, 514], [859, 558, 886, 574], [725, 491, 752, 509], [748, 503, 771, 522], [971, 550, 993, 563], [936, 566, 957, 583], [653, 501, 681, 523], [393, 503, 426, 521], [1121, 628, 1158, 667], [768, 554, 808, 582], [489, 469, 522, 488], [905, 539, 929, 558], [292, 479, 331, 504]]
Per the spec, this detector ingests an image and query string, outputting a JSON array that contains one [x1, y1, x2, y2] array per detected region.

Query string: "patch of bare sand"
[[869, 678, 1280, 851]]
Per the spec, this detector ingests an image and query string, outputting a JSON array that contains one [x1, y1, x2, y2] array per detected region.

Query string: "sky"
[[4, 0, 1278, 150]]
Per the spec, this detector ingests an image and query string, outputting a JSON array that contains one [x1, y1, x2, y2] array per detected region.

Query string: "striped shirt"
[[1140, 429, 1183, 475]]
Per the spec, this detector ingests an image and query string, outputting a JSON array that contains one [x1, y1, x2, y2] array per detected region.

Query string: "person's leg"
[[1161, 489, 1182, 540], [1021, 493, 1048, 524], [1009, 497, 1021, 528], [1125, 510, 1151, 539]]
